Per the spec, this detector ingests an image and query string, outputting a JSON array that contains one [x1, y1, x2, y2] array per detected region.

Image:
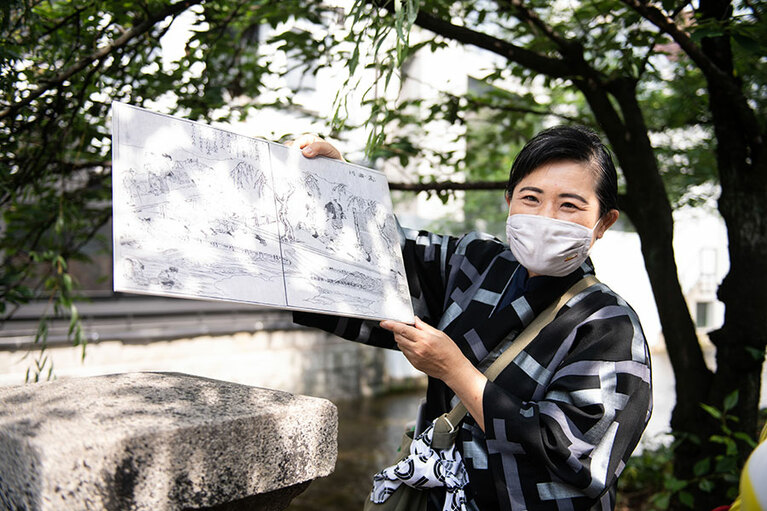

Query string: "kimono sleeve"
[[481, 302, 653, 506], [293, 224, 459, 349]]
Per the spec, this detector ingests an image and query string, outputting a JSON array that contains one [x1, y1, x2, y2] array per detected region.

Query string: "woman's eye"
[[521, 195, 538, 202], [561, 202, 579, 210]]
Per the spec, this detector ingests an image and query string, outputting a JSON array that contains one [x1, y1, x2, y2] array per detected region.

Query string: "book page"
[[111, 102, 414, 323]]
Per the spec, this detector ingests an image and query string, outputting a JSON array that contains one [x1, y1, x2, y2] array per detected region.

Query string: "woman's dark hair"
[[506, 125, 619, 217]]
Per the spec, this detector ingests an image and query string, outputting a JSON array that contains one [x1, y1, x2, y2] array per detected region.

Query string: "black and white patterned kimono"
[[294, 226, 653, 511]]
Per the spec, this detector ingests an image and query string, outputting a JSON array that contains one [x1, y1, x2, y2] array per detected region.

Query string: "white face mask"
[[506, 214, 599, 277]]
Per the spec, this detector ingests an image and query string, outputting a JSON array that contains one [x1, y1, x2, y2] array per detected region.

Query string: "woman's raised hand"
[[286, 133, 344, 161], [381, 317, 487, 431], [380, 316, 488, 430], [379, 317, 467, 383]]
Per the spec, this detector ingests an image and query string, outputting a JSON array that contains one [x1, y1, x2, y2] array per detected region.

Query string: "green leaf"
[[349, 44, 360, 75], [715, 455, 738, 474], [723, 390, 739, 412], [55, 256, 67, 271], [665, 477, 687, 492], [652, 492, 671, 510], [745, 346, 764, 361], [693, 457, 710, 477], [690, 24, 726, 43], [700, 403, 722, 420], [68, 304, 79, 335], [62, 273, 73, 293], [731, 32, 763, 55], [734, 432, 758, 449], [54, 214, 65, 235], [699, 479, 715, 493], [679, 491, 694, 508]]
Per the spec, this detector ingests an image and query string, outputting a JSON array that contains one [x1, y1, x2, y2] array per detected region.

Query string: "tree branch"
[[506, 0, 583, 58], [37, 3, 95, 40], [619, 0, 730, 84], [0, 0, 203, 121], [30, 161, 503, 193], [620, 0, 762, 144], [371, 0, 571, 79], [389, 180, 507, 192], [66, 160, 113, 171], [632, 1, 692, 81], [26, 159, 510, 194], [463, 95, 589, 125], [742, 0, 762, 21]]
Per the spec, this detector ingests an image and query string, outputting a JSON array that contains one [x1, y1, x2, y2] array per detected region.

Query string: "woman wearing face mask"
[[294, 125, 652, 511]]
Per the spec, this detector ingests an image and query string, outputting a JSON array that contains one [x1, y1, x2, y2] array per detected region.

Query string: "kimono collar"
[[492, 256, 595, 330]]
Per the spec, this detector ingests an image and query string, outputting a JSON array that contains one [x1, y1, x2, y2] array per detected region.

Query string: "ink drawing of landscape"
[[111, 102, 413, 323]]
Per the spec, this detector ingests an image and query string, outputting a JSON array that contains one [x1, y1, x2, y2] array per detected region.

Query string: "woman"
[[293, 126, 652, 511]]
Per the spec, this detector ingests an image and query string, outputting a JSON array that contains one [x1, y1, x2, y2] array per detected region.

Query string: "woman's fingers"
[[303, 140, 344, 160], [380, 320, 416, 340], [286, 133, 323, 149], [285, 134, 344, 161]]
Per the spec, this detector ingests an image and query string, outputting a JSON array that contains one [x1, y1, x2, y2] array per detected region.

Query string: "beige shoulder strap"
[[430, 275, 600, 449]]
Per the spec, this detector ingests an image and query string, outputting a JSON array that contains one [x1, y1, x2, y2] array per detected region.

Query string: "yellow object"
[[740, 441, 767, 510], [731, 424, 767, 511]]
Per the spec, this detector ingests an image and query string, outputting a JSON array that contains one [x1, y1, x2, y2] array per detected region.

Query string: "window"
[[696, 301, 711, 328]]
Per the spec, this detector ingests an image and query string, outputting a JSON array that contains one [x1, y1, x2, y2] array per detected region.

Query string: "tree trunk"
[[707, 111, 767, 438], [695, 0, 767, 493], [578, 77, 715, 438], [696, 72, 767, 511]]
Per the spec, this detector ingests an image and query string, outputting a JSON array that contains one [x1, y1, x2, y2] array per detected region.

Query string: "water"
[[287, 390, 424, 510]]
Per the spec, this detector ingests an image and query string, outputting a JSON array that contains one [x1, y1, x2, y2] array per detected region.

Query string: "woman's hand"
[[380, 317, 465, 382], [286, 133, 344, 161], [380, 316, 488, 430]]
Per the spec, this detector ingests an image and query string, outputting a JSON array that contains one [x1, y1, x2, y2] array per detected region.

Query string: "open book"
[[111, 102, 414, 323]]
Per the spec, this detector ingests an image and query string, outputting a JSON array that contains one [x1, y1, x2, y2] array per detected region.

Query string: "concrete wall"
[[0, 327, 424, 400]]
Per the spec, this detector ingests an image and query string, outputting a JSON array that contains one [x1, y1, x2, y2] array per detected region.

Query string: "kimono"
[[294, 226, 653, 511]]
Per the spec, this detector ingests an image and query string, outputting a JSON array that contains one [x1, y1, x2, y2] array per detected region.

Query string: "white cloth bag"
[[371, 420, 469, 511]]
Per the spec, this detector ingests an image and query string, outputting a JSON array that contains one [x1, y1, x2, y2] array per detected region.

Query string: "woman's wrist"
[[443, 357, 481, 390], [443, 357, 488, 430]]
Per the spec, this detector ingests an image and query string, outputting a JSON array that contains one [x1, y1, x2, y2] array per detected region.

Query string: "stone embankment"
[[0, 372, 337, 510]]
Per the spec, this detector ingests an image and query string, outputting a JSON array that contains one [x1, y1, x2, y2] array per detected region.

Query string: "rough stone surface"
[[190, 481, 310, 511], [0, 372, 337, 510]]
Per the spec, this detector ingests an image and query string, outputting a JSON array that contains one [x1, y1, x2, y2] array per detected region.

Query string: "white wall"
[[591, 207, 728, 350]]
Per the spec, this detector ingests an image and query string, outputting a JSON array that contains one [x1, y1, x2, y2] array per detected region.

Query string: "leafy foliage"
[[0, 0, 337, 380], [618, 395, 761, 510], [339, 0, 753, 225]]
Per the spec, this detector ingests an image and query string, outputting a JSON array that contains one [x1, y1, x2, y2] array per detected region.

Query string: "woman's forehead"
[[516, 161, 598, 193]]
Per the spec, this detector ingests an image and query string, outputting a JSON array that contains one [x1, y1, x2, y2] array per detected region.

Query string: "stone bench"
[[0, 372, 337, 510]]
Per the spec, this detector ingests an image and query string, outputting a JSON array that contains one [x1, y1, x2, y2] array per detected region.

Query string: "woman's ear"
[[596, 209, 620, 239], [504, 191, 511, 208]]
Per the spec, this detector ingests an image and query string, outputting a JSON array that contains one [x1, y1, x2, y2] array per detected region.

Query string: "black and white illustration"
[[112, 102, 413, 322]]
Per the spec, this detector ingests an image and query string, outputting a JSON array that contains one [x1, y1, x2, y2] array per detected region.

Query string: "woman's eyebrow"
[[518, 187, 589, 205], [559, 192, 589, 204]]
